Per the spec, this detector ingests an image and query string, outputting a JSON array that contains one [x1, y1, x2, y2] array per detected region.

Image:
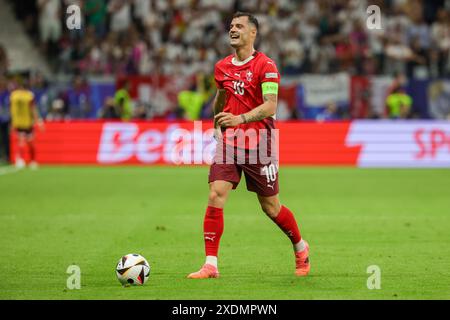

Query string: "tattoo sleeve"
[[244, 94, 278, 123], [245, 109, 268, 123]]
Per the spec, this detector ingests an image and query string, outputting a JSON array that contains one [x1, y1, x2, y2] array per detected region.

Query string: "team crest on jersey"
[[246, 70, 253, 82]]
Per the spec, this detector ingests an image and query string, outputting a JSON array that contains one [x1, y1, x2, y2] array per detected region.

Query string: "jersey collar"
[[231, 51, 257, 66]]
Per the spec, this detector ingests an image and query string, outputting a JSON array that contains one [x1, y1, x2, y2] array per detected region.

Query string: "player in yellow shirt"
[[10, 79, 44, 168], [386, 87, 412, 119]]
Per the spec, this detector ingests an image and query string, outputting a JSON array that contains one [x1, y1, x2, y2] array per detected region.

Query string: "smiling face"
[[229, 16, 257, 49]]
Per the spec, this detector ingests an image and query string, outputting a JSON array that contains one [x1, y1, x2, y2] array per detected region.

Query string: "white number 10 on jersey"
[[233, 80, 245, 95], [262, 164, 277, 183]]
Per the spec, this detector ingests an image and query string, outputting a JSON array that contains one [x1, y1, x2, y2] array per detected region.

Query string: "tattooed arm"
[[215, 93, 277, 127], [241, 93, 277, 123]]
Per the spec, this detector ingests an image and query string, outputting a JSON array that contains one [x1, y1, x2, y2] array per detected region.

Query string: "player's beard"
[[230, 38, 245, 49], [229, 33, 243, 48]]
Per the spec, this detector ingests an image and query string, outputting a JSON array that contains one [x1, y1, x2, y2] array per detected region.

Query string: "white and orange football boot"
[[295, 240, 310, 276], [187, 264, 219, 279]]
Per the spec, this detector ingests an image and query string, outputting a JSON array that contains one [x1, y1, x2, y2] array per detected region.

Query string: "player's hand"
[[37, 120, 45, 132], [215, 112, 244, 128], [213, 126, 223, 141]]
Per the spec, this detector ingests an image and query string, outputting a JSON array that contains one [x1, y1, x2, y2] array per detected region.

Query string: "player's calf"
[[257, 194, 281, 218]]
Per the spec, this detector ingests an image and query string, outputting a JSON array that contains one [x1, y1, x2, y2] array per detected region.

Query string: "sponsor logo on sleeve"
[[265, 72, 278, 79]]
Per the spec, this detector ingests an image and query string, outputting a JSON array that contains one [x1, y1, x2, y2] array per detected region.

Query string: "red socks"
[[28, 141, 36, 162], [16, 140, 35, 162], [202, 205, 300, 257], [203, 206, 224, 257], [17, 142, 26, 160], [273, 205, 301, 244]]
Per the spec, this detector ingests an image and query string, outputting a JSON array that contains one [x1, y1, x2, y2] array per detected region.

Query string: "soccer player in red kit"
[[187, 12, 310, 279]]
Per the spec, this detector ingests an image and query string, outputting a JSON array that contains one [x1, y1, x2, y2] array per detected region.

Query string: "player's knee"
[[18, 138, 26, 147], [208, 190, 219, 203], [208, 189, 226, 206]]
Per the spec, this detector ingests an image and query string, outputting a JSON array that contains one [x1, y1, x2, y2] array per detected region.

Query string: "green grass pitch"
[[0, 166, 449, 299]]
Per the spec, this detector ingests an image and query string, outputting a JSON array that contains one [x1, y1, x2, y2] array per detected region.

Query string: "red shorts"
[[208, 144, 279, 197]]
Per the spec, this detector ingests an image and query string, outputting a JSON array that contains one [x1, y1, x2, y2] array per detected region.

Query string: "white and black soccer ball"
[[116, 253, 150, 286]]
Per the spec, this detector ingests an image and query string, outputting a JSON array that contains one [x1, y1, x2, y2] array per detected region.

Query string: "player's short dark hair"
[[14, 72, 30, 88], [232, 12, 259, 31]]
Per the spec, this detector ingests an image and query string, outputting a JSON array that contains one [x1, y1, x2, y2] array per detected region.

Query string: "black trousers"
[[0, 121, 10, 162]]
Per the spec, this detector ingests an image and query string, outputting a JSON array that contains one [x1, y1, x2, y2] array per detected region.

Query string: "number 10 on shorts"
[[261, 164, 277, 182]]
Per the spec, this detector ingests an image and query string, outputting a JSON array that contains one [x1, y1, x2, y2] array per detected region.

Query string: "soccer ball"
[[116, 253, 151, 286]]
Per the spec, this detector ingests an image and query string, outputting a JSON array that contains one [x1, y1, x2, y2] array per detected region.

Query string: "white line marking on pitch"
[[0, 166, 23, 176]]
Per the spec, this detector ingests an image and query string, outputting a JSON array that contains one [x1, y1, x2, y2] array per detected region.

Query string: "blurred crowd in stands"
[[6, 0, 450, 78], [0, 0, 450, 123]]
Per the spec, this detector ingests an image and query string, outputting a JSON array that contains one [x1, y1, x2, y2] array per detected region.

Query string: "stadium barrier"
[[18, 75, 449, 121], [9, 120, 450, 167]]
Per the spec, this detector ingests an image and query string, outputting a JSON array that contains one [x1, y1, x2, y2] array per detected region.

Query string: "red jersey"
[[214, 51, 280, 149]]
